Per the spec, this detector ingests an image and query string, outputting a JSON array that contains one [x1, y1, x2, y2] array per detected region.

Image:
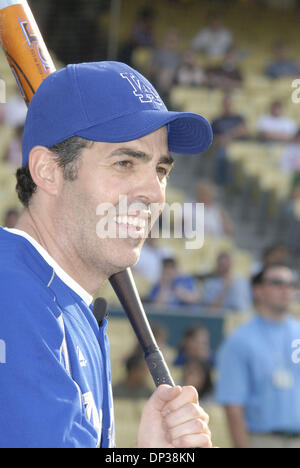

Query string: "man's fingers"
[[162, 386, 206, 417], [164, 402, 209, 429], [173, 433, 212, 449], [160, 386, 211, 449], [163, 386, 198, 413], [168, 418, 211, 442], [150, 385, 182, 412]]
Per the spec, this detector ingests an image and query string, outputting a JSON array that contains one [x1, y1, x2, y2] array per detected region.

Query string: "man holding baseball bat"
[[0, 61, 213, 448]]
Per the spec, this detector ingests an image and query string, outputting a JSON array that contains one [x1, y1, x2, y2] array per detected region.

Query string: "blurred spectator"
[[130, 7, 156, 48], [130, 321, 175, 367], [174, 325, 213, 366], [131, 321, 169, 356], [252, 244, 290, 274], [288, 183, 300, 206], [133, 237, 174, 285], [263, 244, 290, 266], [184, 180, 235, 237], [216, 264, 300, 448], [257, 100, 298, 142], [279, 188, 300, 255], [148, 258, 201, 306], [212, 95, 249, 185], [113, 353, 153, 399], [212, 94, 249, 143], [182, 358, 214, 402], [265, 41, 300, 79], [118, 7, 156, 67], [202, 252, 253, 313], [150, 322, 169, 351], [206, 46, 243, 91], [3, 125, 23, 167], [150, 28, 182, 105], [174, 49, 207, 87], [280, 130, 300, 175], [3, 94, 27, 128], [0, 103, 5, 124], [191, 13, 233, 58], [3, 209, 19, 228]]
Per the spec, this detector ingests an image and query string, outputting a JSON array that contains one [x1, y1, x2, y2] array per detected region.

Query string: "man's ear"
[[28, 146, 63, 197]]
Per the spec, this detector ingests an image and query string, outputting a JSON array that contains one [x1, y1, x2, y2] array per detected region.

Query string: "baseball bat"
[[0, 0, 175, 388], [0, 0, 55, 106], [109, 269, 175, 387]]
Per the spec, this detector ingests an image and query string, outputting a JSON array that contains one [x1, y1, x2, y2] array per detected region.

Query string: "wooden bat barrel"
[[0, 0, 55, 106]]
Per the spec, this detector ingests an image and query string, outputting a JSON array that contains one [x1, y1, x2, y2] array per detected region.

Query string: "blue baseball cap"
[[22, 61, 213, 167]]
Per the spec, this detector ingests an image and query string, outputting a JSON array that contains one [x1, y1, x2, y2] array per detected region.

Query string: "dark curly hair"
[[16, 136, 94, 207]]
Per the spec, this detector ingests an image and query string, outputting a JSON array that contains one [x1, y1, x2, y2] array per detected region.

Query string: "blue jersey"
[[0, 227, 115, 448]]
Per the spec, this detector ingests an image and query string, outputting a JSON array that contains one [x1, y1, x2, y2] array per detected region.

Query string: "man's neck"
[[257, 305, 289, 323], [16, 208, 106, 296]]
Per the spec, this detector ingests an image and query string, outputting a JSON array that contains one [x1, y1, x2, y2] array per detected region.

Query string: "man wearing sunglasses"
[[216, 263, 300, 448]]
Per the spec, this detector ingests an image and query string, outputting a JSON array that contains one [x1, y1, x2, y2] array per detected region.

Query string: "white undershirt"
[[4, 228, 93, 306]]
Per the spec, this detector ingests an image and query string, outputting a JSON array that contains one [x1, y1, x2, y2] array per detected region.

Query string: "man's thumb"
[[149, 385, 182, 412]]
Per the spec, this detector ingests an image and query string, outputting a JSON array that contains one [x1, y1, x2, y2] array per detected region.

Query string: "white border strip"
[[0, 0, 23, 11]]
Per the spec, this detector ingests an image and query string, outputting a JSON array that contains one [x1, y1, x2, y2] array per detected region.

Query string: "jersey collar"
[[5, 228, 93, 306]]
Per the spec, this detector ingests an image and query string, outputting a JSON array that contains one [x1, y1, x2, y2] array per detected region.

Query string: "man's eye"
[[115, 160, 132, 169], [157, 167, 170, 178]]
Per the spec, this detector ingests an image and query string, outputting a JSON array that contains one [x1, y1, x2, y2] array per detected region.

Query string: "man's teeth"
[[113, 216, 146, 229]]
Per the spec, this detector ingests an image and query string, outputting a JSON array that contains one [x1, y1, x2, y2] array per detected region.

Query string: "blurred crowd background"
[[1, 0, 300, 448]]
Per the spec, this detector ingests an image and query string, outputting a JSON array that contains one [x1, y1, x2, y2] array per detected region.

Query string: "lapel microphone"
[[93, 297, 108, 327]]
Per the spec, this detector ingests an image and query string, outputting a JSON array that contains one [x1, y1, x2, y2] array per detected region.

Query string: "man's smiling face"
[[55, 126, 173, 277]]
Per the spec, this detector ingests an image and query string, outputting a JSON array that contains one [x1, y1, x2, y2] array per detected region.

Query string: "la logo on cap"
[[120, 72, 163, 107]]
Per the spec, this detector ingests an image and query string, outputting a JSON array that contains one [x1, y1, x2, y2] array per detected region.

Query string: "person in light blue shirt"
[[202, 252, 253, 313], [216, 263, 300, 448]]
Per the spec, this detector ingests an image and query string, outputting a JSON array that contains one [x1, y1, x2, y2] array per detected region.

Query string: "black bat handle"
[[145, 349, 175, 387], [109, 268, 175, 388]]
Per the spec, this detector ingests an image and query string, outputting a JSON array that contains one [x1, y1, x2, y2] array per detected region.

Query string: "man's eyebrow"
[[159, 154, 175, 166], [108, 148, 174, 166]]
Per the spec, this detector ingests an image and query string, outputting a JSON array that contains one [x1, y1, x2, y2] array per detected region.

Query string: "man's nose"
[[131, 167, 166, 206]]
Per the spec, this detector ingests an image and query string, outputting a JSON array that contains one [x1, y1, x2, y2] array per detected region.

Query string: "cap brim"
[[75, 110, 213, 155]]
